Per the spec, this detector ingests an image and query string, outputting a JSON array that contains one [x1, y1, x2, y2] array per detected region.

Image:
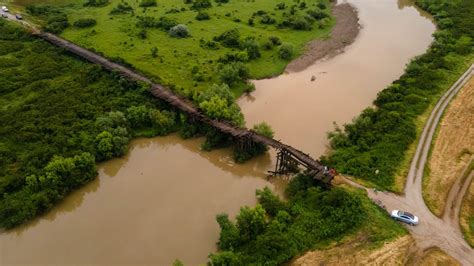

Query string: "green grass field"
[[8, 0, 333, 96]]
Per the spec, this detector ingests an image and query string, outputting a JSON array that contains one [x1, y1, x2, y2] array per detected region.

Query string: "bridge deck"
[[37, 32, 327, 178]]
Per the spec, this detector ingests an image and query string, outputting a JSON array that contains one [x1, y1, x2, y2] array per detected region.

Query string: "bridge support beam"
[[271, 149, 299, 176]]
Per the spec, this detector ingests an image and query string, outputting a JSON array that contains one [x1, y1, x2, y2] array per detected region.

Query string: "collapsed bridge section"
[[37, 32, 335, 185]]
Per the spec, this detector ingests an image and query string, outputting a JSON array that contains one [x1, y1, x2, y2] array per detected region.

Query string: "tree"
[[216, 213, 240, 250], [208, 251, 242, 266], [215, 28, 241, 48], [236, 204, 267, 243], [95, 131, 114, 160], [256, 187, 286, 217], [95, 111, 127, 131], [279, 43, 294, 60], [126, 105, 151, 128], [218, 62, 249, 86], [242, 39, 261, 60], [149, 109, 176, 135]]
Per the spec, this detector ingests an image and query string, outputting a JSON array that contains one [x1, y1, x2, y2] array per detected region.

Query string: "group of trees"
[[0, 21, 179, 228], [248, 2, 330, 31], [323, 0, 473, 190], [137, 16, 190, 38], [26, 5, 69, 33], [0, 21, 276, 227], [209, 174, 366, 265]]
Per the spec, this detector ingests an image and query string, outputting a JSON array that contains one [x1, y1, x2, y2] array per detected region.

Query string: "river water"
[[0, 0, 435, 265], [239, 0, 435, 157]]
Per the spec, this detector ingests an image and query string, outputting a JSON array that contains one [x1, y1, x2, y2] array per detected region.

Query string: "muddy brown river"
[[0, 0, 435, 265], [239, 0, 435, 156]]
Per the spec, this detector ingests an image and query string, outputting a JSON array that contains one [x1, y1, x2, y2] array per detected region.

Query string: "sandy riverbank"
[[286, 3, 360, 72]]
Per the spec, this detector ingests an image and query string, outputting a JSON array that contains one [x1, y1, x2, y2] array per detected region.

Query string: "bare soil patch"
[[291, 235, 413, 266], [423, 77, 474, 217], [419, 247, 461, 266], [286, 3, 360, 72]]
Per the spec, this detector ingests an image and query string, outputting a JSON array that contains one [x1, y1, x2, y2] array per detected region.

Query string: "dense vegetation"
[[0, 21, 184, 228], [209, 174, 406, 265], [20, 0, 333, 97], [323, 0, 473, 191], [0, 19, 277, 228]]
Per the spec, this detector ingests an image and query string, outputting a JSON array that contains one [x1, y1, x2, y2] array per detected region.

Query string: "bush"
[[262, 40, 273, 50], [242, 38, 261, 60], [218, 62, 249, 85], [169, 24, 190, 38], [73, 18, 97, 28], [84, 0, 109, 7], [192, 0, 212, 10], [214, 28, 240, 48], [279, 43, 294, 60], [110, 3, 134, 15], [195, 11, 210, 20], [269, 36, 282, 45], [260, 15, 276, 25], [139, 0, 157, 8], [44, 14, 69, 34]]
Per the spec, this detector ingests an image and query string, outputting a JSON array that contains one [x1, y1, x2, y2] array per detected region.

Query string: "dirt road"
[[344, 64, 474, 265]]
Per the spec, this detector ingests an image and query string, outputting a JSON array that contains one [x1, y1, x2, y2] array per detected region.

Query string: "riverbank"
[[286, 3, 360, 72]]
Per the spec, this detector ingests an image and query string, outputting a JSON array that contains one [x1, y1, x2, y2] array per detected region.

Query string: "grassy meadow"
[[8, 0, 334, 97]]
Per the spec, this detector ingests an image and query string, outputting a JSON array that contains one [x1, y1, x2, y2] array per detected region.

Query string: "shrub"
[[260, 15, 276, 25], [214, 28, 240, 48], [139, 0, 157, 8], [44, 14, 69, 34], [269, 36, 282, 45], [242, 38, 261, 60], [84, 0, 109, 7], [262, 40, 273, 50], [169, 24, 190, 38], [192, 0, 212, 10], [307, 9, 329, 20], [109, 3, 134, 15], [218, 51, 249, 63], [195, 11, 210, 20], [200, 39, 220, 50], [279, 43, 294, 60], [73, 18, 97, 28], [218, 62, 249, 85]]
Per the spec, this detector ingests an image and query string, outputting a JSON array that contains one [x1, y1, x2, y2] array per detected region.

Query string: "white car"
[[1, 6, 9, 12], [391, 210, 419, 225]]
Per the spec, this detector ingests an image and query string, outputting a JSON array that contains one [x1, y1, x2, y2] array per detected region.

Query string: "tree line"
[[208, 174, 399, 265], [322, 0, 473, 190]]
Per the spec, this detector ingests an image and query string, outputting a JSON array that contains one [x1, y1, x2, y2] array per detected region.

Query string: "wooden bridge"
[[36, 32, 334, 184]]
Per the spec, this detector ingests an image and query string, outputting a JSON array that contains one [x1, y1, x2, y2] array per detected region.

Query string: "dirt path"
[[285, 3, 360, 72], [424, 77, 474, 217], [342, 65, 474, 265]]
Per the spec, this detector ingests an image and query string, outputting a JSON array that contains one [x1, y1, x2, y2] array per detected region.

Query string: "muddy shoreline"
[[286, 3, 360, 72]]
